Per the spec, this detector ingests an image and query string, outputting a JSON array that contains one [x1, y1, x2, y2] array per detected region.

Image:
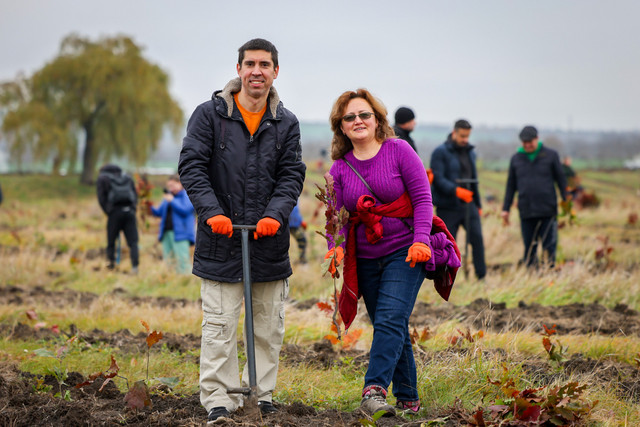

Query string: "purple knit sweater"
[[329, 138, 433, 259]]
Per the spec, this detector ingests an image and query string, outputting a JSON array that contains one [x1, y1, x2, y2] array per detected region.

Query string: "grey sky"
[[1, 0, 638, 131]]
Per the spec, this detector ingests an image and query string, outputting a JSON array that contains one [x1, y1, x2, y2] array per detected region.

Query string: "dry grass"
[[0, 170, 639, 424]]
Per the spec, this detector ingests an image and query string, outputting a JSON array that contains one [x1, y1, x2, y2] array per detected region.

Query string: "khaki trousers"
[[199, 278, 288, 412]]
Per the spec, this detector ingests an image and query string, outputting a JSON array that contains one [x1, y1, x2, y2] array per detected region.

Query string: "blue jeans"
[[357, 246, 426, 401]]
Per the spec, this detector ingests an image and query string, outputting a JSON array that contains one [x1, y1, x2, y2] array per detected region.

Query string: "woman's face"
[[340, 97, 378, 145]]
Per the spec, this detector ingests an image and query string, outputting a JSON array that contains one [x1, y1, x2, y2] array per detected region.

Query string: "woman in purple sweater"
[[324, 89, 433, 416]]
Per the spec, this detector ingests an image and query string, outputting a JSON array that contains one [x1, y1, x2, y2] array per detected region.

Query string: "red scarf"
[[338, 192, 459, 330]]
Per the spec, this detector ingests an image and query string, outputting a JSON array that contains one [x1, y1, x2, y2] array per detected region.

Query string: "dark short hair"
[[454, 119, 472, 130], [168, 174, 180, 183], [238, 38, 279, 68]]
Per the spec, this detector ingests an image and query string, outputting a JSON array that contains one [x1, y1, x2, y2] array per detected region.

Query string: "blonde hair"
[[329, 89, 395, 160]]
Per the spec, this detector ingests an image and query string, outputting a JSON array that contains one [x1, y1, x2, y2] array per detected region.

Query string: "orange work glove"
[[301, 221, 308, 230], [405, 242, 432, 268], [324, 247, 344, 277], [206, 215, 233, 238], [254, 217, 281, 239], [426, 168, 434, 184], [478, 208, 483, 217], [455, 187, 473, 203]]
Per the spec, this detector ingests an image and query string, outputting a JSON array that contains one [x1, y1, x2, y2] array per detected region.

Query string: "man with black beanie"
[[430, 119, 486, 280], [393, 106, 418, 153]]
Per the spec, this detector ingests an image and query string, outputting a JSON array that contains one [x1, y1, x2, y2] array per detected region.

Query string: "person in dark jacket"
[[392, 106, 418, 153], [178, 38, 305, 422], [430, 119, 486, 280], [501, 126, 568, 268], [96, 164, 139, 273], [150, 174, 195, 274]]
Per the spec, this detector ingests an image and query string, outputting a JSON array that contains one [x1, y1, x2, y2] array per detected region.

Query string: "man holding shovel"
[[430, 119, 486, 280], [178, 38, 305, 423]]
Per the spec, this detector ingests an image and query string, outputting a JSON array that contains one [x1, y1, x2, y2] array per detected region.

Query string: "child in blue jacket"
[[151, 174, 195, 273]]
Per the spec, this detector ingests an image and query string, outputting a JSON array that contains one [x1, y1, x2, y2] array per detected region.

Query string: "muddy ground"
[[2, 284, 640, 425], [3, 284, 640, 337]]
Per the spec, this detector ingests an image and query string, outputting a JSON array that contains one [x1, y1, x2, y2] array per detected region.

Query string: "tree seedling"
[[33, 335, 77, 401], [316, 172, 349, 339]]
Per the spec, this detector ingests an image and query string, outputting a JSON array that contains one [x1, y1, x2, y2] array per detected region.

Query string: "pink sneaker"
[[396, 399, 421, 414]]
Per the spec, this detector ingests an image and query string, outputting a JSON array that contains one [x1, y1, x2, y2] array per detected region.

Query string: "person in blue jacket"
[[151, 174, 195, 273]]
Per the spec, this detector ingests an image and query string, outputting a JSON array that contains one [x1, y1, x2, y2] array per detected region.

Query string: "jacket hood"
[[213, 77, 281, 119], [99, 164, 123, 175]]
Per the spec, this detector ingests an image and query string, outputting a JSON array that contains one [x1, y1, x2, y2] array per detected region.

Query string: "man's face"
[[400, 119, 416, 132], [237, 50, 279, 99], [451, 128, 471, 147], [521, 137, 538, 153]]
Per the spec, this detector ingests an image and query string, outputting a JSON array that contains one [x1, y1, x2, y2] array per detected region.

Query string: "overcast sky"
[[1, 0, 639, 132]]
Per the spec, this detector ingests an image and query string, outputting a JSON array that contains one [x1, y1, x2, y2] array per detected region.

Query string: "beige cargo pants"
[[199, 278, 288, 412]]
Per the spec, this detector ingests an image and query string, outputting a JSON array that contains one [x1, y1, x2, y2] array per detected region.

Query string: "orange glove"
[[456, 187, 473, 203], [301, 221, 308, 230], [405, 242, 432, 268], [254, 217, 281, 239], [324, 247, 344, 277], [426, 168, 434, 184], [206, 215, 233, 238], [478, 208, 483, 217]]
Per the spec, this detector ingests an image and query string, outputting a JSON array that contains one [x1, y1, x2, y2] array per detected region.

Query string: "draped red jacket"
[[338, 193, 460, 330]]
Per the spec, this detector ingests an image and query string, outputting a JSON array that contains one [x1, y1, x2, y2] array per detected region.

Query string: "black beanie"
[[394, 107, 415, 125]]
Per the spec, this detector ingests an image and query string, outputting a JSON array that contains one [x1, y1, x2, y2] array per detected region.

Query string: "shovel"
[[226, 224, 259, 407]]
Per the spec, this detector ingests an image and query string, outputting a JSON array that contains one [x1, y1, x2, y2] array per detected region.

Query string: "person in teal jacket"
[[151, 174, 196, 273]]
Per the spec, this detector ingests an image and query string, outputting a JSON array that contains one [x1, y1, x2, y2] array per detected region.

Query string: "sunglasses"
[[342, 112, 375, 122]]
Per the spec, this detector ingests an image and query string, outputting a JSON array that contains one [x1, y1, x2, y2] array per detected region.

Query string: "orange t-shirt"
[[234, 93, 267, 136]]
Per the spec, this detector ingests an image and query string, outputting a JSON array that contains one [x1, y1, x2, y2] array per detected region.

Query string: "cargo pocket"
[[202, 318, 229, 345]]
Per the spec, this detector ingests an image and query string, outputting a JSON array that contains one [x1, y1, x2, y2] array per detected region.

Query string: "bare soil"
[[2, 285, 640, 425]]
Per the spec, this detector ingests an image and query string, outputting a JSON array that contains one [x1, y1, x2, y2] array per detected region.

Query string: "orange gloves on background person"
[[324, 246, 344, 277], [206, 215, 233, 238], [405, 242, 432, 268], [301, 221, 308, 230], [455, 187, 473, 203], [254, 217, 281, 239]]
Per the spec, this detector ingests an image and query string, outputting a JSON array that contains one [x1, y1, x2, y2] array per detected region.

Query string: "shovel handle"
[[232, 224, 257, 231]]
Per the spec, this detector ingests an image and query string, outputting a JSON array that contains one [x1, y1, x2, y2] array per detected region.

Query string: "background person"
[[392, 106, 418, 153], [429, 119, 486, 280], [150, 174, 195, 274], [325, 89, 433, 416], [288, 201, 307, 264], [178, 38, 305, 423], [96, 164, 139, 273], [501, 125, 568, 268]]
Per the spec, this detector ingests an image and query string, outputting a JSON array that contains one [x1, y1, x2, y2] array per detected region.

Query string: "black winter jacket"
[[393, 126, 417, 153], [178, 78, 306, 283], [502, 145, 567, 219], [430, 139, 481, 210], [96, 164, 137, 215]]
